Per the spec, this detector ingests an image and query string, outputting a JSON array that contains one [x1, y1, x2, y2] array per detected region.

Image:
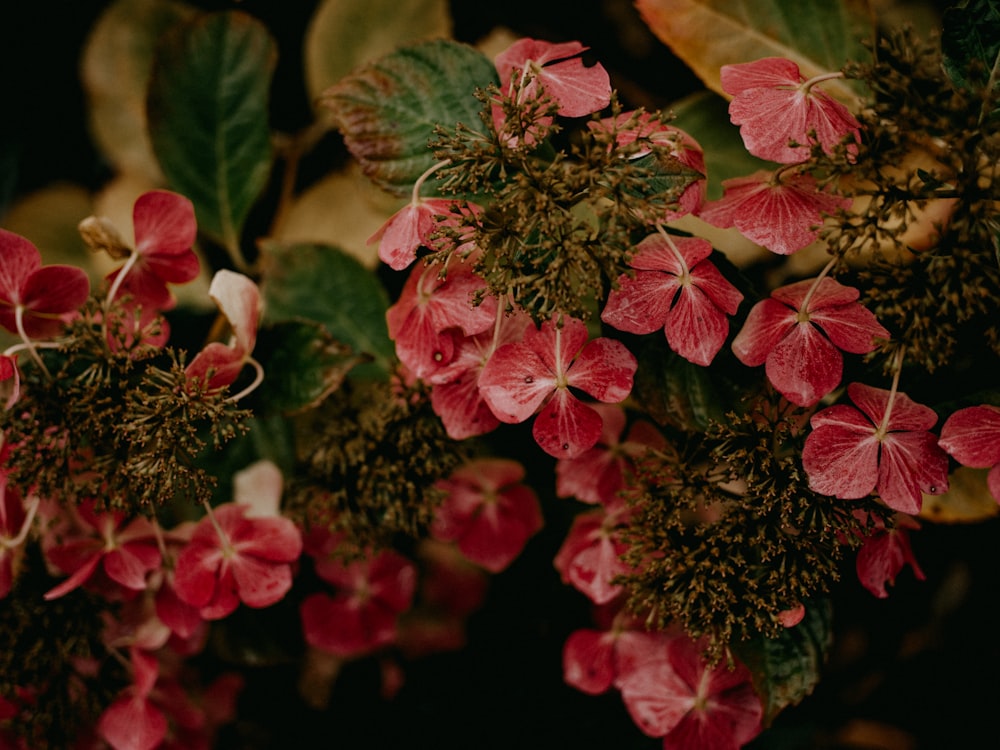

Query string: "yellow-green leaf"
[[635, 0, 872, 103], [304, 0, 452, 106]]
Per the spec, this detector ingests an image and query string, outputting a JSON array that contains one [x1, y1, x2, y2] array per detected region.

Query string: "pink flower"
[[96, 648, 167, 750], [601, 234, 743, 366], [0, 468, 27, 600], [617, 634, 763, 749], [386, 262, 497, 380], [106, 190, 200, 311], [0, 355, 19, 410], [939, 405, 1000, 502], [301, 528, 417, 657], [699, 170, 851, 255], [172, 502, 302, 620], [563, 615, 673, 697], [0, 229, 89, 339], [722, 57, 861, 164], [732, 277, 889, 406], [555, 404, 665, 504], [802, 382, 950, 514], [479, 316, 638, 458], [369, 198, 457, 271], [431, 458, 543, 573], [428, 308, 532, 439], [43, 500, 161, 600], [589, 112, 706, 219], [856, 513, 925, 598], [185, 270, 261, 391], [495, 38, 611, 118], [553, 499, 632, 605]]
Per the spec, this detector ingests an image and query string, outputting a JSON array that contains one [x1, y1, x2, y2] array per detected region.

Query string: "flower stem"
[[798, 255, 841, 316], [226, 356, 265, 403], [412, 159, 452, 204], [800, 70, 845, 94], [14, 306, 51, 379], [655, 224, 690, 283], [874, 347, 906, 440]]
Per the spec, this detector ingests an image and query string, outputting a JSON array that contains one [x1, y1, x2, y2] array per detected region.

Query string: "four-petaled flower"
[[602, 233, 743, 367], [616, 633, 763, 749], [479, 316, 637, 458], [732, 276, 889, 406], [802, 382, 950, 514], [431, 458, 543, 573], [553, 498, 632, 605], [722, 57, 861, 164], [938, 404, 1000, 503], [105, 190, 200, 311], [0, 228, 90, 339], [699, 170, 851, 255], [369, 197, 458, 271], [495, 38, 612, 118], [97, 647, 167, 750]]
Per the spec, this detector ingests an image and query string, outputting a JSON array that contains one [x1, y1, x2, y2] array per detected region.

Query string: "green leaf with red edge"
[[737, 599, 833, 726], [147, 10, 276, 256], [634, 0, 871, 104], [255, 320, 371, 415], [321, 39, 499, 196], [259, 241, 394, 378]]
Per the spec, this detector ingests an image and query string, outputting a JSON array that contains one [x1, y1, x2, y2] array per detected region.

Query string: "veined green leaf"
[[322, 39, 499, 195], [147, 11, 276, 261], [304, 0, 452, 105], [942, 0, 1000, 108], [259, 242, 394, 378], [737, 599, 834, 725], [634, 0, 872, 104]]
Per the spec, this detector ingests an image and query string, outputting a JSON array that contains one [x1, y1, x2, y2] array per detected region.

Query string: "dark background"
[[3, 2, 998, 748]]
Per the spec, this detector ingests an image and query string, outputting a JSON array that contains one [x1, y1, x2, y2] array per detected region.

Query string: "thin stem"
[[14, 306, 50, 379], [655, 224, 690, 283], [201, 499, 234, 555], [797, 255, 841, 318], [105, 251, 139, 313], [412, 159, 452, 204], [800, 71, 845, 93], [226, 356, 265, 403], [874, 347, 906, 440], [1, 495, 40, 549]]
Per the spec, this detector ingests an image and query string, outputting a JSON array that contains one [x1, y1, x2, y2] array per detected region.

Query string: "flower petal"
[[532, 389, 604, 458]]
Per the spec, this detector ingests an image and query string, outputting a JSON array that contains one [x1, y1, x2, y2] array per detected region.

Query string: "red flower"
[[184, 270, 261, 392], [555, 404, 665, 504], [431, 458, 543, 573], [369, 198, 456, 271], [43, 500, 161, 600], [731, 277, 889, 406], [802, 382, 950, 514], [301, 529, 417, 657], [0, 355, 19, 410], [0, 228, 89, 339], [698, 170, 851, 255], [553, 499, 632, 605], [172, 502, 302, 620], [479, 316, 637, 458], [563, 615, 672, 697], [386, 262, 497, 380], [856, 513, 925, 598], [617, 634, 763, 749], [939, 404, 1000, 502], [722, 57, 861, 164], [96, 648, 167, 750], [106, 190, 199, 311], [601, 233, 743, 366], [495, 38, 611, 118], [0, 468, 27, 600]]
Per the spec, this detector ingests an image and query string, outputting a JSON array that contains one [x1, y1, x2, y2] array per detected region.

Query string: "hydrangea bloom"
[[553, 499, 632, 605], [601, 233, 743, 366], [722, 57, 861, 164], [617, 633, 763, 749], [369, 197, 457, 271], [731, 277, 889, 406], [0, 228, 90, 339], [802, 382, 950, 514], [938, 404, 1000, 502], [495, 38, 611, 118], [562, 614, 673, 697], [699, 170, 851, 255], [479, 316, 638, 458], [0, 355, 19, 410], [855, 512, 925, 598], [431, 458, 543, 572], [97, 648, 167, 750]]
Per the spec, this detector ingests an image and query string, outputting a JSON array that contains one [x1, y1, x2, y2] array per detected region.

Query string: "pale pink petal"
[[720, 57, 801, 95], [619, 659, 694, 737], [536, 57, 612, 117], [233, 460, 284, 518], [208, 269, 260, 355]]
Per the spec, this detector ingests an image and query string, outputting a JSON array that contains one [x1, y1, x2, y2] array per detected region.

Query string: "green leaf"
[[737, 599, 834, 725], [81, 0, 196, 183], [259, 241, 394, 377], [321, 39, 499, 195], [634, 0, 871, 103], [255, 320, 370, 415], [942, 0, 1000, 97], [632, 338, 728, 432], [670, 91, 771, 200], [303, 0, 452, 105], [147, 11, 276, 261]]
